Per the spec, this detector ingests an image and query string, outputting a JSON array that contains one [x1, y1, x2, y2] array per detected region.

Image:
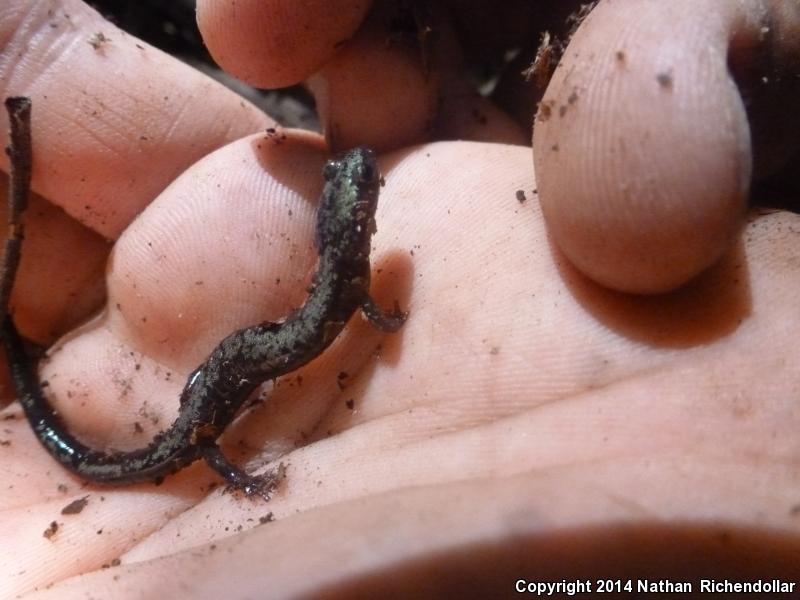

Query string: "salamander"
[[1, 97, 406, 497]]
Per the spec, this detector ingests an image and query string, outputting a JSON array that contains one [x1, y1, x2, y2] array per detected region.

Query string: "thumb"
[[533, 0, 799, 294]]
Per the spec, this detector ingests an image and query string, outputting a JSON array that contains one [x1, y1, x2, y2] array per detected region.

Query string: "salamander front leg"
[[202, 445, 285, 500], [361, 296, 407, 332]]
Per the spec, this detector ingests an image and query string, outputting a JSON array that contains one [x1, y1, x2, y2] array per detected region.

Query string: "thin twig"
[[1, 97, 32, 317]]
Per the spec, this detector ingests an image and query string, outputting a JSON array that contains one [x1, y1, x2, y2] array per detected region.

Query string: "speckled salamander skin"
[[2, 146, 405, 492]]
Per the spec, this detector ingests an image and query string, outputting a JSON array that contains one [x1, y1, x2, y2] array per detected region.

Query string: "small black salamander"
[[1, 97, 406, 496]]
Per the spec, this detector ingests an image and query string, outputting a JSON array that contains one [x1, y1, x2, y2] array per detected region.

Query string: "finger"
[[0, 182, 109, 345], [311, 3, 530, 152], [533, 0, 800, 293], [199, 0, 521, 151], [1, 0, 278, 342], [196, 0, 375, 89], [305, 10, 442, 152], [0, 0, 274, 239]]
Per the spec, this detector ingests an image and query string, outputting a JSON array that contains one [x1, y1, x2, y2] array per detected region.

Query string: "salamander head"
[[315, 147, 381, 253]]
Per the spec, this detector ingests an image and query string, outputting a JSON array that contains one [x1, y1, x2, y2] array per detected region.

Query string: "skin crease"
[[0, 0, 799, 597]]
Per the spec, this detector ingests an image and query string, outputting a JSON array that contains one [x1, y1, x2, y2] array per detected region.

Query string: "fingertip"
[[197, 0, 374, 89], [533, 0, 752, 294]]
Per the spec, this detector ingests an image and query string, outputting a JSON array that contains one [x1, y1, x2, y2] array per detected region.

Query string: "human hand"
[[1, 0, 799, 598]]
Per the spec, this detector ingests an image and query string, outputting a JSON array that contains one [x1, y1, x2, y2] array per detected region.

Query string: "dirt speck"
[[43, 521, 59, 540], [61, 495, 90, 515], [657, 71, 673, 89], [88, 32, 109, 49]]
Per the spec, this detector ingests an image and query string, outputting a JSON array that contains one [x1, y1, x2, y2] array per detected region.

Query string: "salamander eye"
[[355, 162, 375, 183], [323, 160, 339, 181]]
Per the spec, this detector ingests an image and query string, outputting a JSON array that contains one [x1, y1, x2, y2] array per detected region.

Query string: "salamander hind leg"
[[202, 445, 285, 500], [361, 296, 408, 332]]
